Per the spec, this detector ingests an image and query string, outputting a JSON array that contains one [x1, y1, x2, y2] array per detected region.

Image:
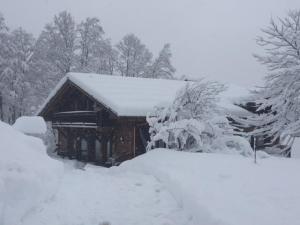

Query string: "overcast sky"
[[1, 0, 300, 86]]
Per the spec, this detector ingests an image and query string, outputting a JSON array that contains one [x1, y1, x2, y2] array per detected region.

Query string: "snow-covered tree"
[[39, 11, 76, 77], [147, 44, 176, 79], [26, 11, 77, 113], [250, 10, 300, 149], [0, 13, 9, 120], [0, 27, 35, 123], [147, 81, 253, 155], [94, 39, 118, 75], [116, 33, 152, 77], [77, 17, 104, 72]]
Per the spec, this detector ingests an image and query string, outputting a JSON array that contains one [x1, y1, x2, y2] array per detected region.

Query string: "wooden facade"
[[39, 80, 150, 166]]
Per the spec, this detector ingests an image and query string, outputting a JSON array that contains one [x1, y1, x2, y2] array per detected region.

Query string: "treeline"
[[0, 11, 176, 124]]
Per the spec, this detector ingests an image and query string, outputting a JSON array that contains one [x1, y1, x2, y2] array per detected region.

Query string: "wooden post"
[[133, 126, 136, 158], [254, 136, 257, 164], [0, 92, 3, 121]]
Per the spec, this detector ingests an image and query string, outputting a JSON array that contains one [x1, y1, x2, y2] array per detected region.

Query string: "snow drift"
[[121, 149, 300, 225], [0, 121, 62, 225], [2, 119, 300, 225]]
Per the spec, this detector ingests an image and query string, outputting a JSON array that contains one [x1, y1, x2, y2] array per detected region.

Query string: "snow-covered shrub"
[[147, 81, 253, 156]]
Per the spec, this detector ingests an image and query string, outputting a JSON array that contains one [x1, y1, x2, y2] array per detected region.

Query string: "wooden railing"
[[52, 110, 113, 128]]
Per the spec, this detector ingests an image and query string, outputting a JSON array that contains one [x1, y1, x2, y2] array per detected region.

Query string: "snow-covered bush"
[[147, 81, 253, 156]]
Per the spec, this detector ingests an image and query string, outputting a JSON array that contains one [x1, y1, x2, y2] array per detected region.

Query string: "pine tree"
[[148, 44, 176, 79]]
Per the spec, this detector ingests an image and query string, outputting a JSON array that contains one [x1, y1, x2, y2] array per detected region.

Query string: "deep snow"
[[0, 121, 62, 225], [122, 150, 300, 225], [0, 121, 189, 225], [1, 121, 300, 225]]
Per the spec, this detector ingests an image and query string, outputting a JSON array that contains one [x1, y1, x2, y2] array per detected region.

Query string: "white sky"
[[1, 0, 300, 87]]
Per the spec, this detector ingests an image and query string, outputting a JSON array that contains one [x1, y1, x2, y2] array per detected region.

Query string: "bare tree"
[[39, 11, 76, 76], [77, 17, 104, 72], [116, 33, 152, 77], [94, 39, 118, 75]]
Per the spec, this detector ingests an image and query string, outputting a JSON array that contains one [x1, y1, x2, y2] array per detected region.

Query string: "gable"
[[39, 79, 117, 120]]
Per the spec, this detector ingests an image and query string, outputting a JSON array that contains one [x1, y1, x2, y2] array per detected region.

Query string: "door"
[[95, 138, 102, 163], [80, 137, 89, 161]]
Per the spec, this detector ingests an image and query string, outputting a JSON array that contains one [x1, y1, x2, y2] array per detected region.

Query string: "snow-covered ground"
[[0, 121, 63, 225], [122, 150, 300, 225], [0, 121, 189, 225], [21, 163, 190, 225], [1, 121, 300, 225]]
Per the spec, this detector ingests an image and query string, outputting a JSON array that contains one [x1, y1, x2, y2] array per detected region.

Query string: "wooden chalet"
[[38, 73, 188, 166], [40, 73, 277, 165]]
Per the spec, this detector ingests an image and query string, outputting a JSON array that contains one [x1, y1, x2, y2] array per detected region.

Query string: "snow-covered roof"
[[39, 72, 251, 117], [219, 84, 253, 117]]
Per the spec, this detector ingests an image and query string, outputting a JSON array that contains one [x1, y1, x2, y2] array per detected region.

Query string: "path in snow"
[[20, 161, 191, 225]]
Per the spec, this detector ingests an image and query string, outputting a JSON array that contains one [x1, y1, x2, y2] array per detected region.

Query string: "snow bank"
[[0, 121, 62, 225], [13, 116, 47, 134], [121, 149, 300, 225]]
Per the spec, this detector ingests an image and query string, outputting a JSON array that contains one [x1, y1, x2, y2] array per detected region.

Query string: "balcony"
[[52, 111, 112, 128]]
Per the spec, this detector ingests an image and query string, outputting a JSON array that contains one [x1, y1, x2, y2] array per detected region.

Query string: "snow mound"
[[0, 121, 62, 225], [13, 116, 47, 134], [121, 149, 300, 225]]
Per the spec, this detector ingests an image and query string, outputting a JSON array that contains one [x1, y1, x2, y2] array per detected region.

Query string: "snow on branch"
[[251, 10, 300, 142], [147, 80, 253, 156]]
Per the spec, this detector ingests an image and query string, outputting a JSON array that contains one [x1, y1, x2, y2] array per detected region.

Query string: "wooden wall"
[[56, 117, 149, 166]]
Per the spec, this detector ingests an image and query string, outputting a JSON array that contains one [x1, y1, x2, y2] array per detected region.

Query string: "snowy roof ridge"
[[38, 72, 251, 117]]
